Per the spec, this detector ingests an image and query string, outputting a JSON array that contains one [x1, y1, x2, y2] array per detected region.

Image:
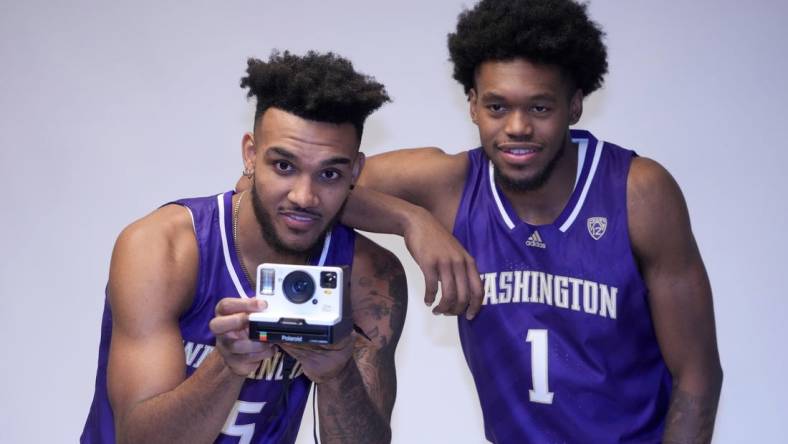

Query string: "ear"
[[569, 89, 584, 125], [241, 131, 257, 173], [468, 88, 479, 124], [351, 152, 366, 184]]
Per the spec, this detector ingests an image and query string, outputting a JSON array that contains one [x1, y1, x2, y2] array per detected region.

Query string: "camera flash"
[[260, 268, 275, 295]]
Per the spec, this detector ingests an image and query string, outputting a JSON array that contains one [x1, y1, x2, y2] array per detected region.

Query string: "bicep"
[[108, 316, 187, 420], [358, 147, 467, 214], [106, 209, 199, 421], [628, 158, 719, 383]]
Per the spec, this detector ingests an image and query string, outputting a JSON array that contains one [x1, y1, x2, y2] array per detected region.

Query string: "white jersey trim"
[[488, 137, 592, 231], [218, 193, 248, 298], [184, 206, 196, 233], [559, 141, 605, 233], [573, 137, 589, 192], [488, 160, 516, 230], [219, 193, 334, 297], [316, 231, 332, 266]]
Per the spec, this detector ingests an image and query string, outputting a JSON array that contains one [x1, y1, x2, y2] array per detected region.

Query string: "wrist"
[[212, 349, 254, 381], [401, 203, 431, 237], [316, 356, 358, 389]]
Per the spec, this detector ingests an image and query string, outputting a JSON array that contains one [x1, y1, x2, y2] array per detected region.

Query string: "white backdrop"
[[1, 1, 787, 442]]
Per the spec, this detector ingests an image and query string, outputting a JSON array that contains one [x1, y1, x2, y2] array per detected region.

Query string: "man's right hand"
[[209, 298, 276, 377], [402, 206, 483, 319]]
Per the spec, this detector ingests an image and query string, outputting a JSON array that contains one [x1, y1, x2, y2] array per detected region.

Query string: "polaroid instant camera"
[[248, 263, 352, 345]]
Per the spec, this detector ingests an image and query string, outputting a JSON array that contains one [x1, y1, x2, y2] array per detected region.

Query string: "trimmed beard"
[[494, 139, 566, 192], [250, 185, 341, 258]]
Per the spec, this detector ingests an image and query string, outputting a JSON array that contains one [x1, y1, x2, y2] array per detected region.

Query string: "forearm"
[[317, 359, 391, 444], [662, 368, 723, 444], [116, 352, 246, 444], [341, 186, 427, 236]]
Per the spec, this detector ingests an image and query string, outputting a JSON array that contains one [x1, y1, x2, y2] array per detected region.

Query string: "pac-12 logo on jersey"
[[587, 217, 607, 240]]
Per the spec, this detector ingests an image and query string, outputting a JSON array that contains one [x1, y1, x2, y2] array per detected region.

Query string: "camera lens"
[[282, 271, 316, 304]]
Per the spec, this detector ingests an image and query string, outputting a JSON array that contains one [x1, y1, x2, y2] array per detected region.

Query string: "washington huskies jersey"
[[455, 130, 672, 443], [81, 190, 355, 443]]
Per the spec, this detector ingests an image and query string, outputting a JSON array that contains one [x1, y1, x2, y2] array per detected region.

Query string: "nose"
[[287, 176, 319, 209], [504, 110, 533, 139]]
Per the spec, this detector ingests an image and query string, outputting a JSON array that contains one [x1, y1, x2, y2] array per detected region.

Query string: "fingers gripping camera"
[[248, 264, 352, 344]]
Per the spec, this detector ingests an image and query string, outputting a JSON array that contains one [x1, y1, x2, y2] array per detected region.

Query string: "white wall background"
[[1, 1, 786, 442]]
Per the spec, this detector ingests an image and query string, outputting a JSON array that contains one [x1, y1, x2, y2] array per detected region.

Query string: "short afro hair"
[[240, 50, 390, 140], [448, 0, 608, 97]]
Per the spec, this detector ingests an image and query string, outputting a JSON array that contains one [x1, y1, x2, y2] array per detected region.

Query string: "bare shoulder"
[[349, 234, 408, 350], [628, 156, 683, 202], [360, 147, 469, 216], [116, 204, 197, 251], [627, 156, 693, 263], [110, 204, 199, 328]]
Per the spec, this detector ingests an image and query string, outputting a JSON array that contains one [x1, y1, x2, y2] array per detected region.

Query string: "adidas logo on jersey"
[[525, 230, 546, 249]]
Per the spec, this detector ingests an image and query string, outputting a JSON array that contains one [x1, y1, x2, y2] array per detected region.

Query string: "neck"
[[500, 136, 578, 225]]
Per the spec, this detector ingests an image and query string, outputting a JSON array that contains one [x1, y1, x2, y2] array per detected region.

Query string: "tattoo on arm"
[[318, 250, 407, 443], [319, 361, 390, 443], [356, 253, 407, 417], [662, 386, 720, 444]]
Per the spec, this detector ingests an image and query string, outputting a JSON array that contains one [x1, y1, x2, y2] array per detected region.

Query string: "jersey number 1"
[[526, 329, 554, 404]]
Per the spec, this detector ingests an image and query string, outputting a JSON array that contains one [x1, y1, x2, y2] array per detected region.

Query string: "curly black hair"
[[240, 50, 390, 140], [448, 0, 608, 97]]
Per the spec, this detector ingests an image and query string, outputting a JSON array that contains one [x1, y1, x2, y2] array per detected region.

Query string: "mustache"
[[493, 140, 539, 149], [279, 206, 322, 218]]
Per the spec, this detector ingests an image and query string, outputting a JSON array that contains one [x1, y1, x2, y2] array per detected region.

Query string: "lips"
[[497, 143, 541, 166], [279, 209, 321, 231], [503, 147, 536, 155]]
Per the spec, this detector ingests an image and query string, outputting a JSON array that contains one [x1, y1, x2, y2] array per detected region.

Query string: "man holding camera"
[[81, 51, 408, 444]]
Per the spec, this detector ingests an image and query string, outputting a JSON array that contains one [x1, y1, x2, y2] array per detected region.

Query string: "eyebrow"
[[320, 157, 352, 167], [268, 147, 296, 160], [480, 92, 508, 102], [480, 92, 558, 102], [267, 146, 352, 167]]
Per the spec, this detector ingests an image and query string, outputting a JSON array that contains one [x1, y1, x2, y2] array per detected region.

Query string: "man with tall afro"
[[354, 0, 723, 442]]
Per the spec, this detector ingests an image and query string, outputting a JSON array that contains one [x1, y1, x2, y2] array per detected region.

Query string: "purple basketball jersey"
[[81, 190, 355, 443], [454, 130, 672, 443]]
